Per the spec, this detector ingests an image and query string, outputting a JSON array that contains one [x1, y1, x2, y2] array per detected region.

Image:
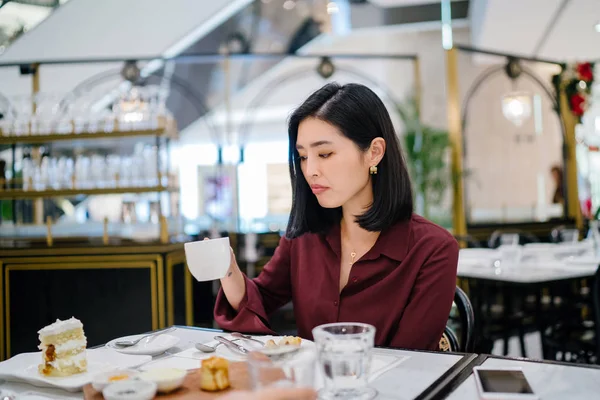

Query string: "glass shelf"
[[0, 185, 179, 200], [0, 118, 177, 145]]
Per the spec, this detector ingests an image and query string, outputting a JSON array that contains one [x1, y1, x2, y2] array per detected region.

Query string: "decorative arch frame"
[[458, 59, 569, 225]]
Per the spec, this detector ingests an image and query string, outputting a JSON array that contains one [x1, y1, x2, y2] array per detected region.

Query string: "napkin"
[[139, 355, 202, 371], [368, 354, 409, 383], [169, 346, 219, 361]]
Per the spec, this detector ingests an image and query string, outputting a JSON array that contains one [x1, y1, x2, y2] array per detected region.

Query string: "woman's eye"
[[319, 153, 332, 159], [298, 156, 307, 161]]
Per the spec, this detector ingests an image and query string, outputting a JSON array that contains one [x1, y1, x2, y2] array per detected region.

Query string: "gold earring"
[[369, 165, 378, 175]]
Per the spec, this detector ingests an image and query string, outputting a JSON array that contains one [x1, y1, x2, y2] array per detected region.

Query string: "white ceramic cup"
[[184, 237, 231, 281]]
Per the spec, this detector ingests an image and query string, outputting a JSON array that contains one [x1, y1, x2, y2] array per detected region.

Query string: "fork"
[[230, 332, 266, 346], [114, 327, 176, 347]]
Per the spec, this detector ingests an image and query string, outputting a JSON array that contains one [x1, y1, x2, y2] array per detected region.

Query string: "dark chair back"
[[455, 286, 475, 352], [441, 286, 475, 352], [550, 225, 580, 243], [440, 326, 459, 352], [592, 265, 600, 362], [488, 229, 539, 248], [453, 234, 482, 248]]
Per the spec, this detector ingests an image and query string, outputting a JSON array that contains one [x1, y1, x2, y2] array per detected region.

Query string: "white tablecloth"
[[458, 247, 598, 283]]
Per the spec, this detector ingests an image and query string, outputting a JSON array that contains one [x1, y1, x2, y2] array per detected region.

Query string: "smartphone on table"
[[473, 367, 539, 399]]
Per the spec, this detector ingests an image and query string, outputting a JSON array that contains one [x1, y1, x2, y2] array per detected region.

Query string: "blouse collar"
[[324, 216, 412, 262]]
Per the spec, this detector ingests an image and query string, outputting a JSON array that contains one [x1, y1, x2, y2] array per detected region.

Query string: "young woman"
[[214, 83, 458, 351]]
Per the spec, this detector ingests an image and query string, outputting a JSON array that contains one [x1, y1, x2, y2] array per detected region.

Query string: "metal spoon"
[[195, 341, 219, 353]]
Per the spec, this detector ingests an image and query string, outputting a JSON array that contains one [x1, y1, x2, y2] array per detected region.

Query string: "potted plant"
[[395, 96, 451, 225]]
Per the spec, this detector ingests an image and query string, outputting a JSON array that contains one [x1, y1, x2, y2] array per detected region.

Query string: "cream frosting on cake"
[[38, 317, 83, 336], [38, 317, 88, 377]]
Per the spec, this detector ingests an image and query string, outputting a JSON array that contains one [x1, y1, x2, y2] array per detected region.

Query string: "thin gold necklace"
[[341, 224, 357, 266]]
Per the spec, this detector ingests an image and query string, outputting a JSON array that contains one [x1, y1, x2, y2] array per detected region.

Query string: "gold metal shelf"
[[0, 128, 176, 145], [0, 186, 179, 200]]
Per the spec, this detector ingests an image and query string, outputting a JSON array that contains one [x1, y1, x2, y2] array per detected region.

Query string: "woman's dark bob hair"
[[286, 82, 413, 238]]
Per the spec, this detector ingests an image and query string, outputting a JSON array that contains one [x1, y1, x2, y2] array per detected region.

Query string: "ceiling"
[[470, 0, 600, 62]]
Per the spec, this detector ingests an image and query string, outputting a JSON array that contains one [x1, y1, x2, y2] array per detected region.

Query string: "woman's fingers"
[[220, 388, 317, 400]]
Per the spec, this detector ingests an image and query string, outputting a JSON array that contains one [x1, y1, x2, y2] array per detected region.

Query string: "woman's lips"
[[310, 185, 329, 194]]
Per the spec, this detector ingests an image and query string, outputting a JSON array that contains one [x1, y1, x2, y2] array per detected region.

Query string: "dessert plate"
[[0, 348, 151, 392], [105, 333, 180, 356], [213, 335, 315, 362]]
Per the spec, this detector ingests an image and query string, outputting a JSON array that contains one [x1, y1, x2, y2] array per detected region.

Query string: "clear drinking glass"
[[247, 347, 316, 390], [500, 233, 520, 246], [498, 244, 522, 267], [312, 322, 377, 400], [12, 95, 32, 136], [560, 229, 579, 244], [0, 102, 16, 136]]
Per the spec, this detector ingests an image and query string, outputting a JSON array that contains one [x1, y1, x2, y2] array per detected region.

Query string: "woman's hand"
[[205, 237, 247, 311], [220, 387, 317, 400]]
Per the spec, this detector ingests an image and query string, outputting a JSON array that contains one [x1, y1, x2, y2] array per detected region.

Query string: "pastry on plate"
[[200, 356, 230, 392], [37, 317, 87, 377], [279, 336, 302, 346], [265, 336, 302, 348]]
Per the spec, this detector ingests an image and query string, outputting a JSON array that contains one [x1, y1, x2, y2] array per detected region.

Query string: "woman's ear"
[[368, 137, 386, 166]]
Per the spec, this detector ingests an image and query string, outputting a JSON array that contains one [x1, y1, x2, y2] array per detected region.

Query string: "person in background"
[[0, 159, 7, 223], [214, 82, 459, 351], [578, 177, 593, 220], [551, 165, 564, 204]]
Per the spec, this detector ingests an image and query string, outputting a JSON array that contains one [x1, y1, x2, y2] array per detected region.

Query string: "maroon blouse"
[[214, 214, 459, 351]]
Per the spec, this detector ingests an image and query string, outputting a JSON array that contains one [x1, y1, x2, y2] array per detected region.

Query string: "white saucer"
[[213, 335, 315, 362], [106, 334, 180, 356]]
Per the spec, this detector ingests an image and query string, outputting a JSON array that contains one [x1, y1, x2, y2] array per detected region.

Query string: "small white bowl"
[[91, 369, 139, 391], [102, 380, 157, 400], [138, 368, 187, 393]]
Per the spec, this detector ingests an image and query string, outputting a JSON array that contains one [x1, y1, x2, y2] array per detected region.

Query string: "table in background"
[[458, 258, 598, 357], [457, 259, 598, 283]]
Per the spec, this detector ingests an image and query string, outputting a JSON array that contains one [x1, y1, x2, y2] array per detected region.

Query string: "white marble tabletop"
[[457, 247, 598, 283], [0, 326, 471, 399], [446, 357, 600, 400], [457, 263, 597, 283]]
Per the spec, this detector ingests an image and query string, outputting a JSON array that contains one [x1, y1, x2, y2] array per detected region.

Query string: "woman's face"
[[296, 117, 383, 209]]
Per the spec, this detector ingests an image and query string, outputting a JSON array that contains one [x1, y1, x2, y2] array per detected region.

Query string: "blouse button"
[[334, 300, 339, 306]]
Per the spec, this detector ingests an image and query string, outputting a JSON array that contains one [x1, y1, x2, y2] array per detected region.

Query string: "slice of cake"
[[37, 317, 88, 377]]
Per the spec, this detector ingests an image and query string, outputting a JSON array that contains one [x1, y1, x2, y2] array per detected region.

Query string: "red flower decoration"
[[576, 62, 594, 82], [570, 93, 586, 116]]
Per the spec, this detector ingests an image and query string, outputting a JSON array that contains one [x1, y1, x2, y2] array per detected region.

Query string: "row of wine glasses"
[[18, 145, 170, 191], [0, 85, 170, 137]]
